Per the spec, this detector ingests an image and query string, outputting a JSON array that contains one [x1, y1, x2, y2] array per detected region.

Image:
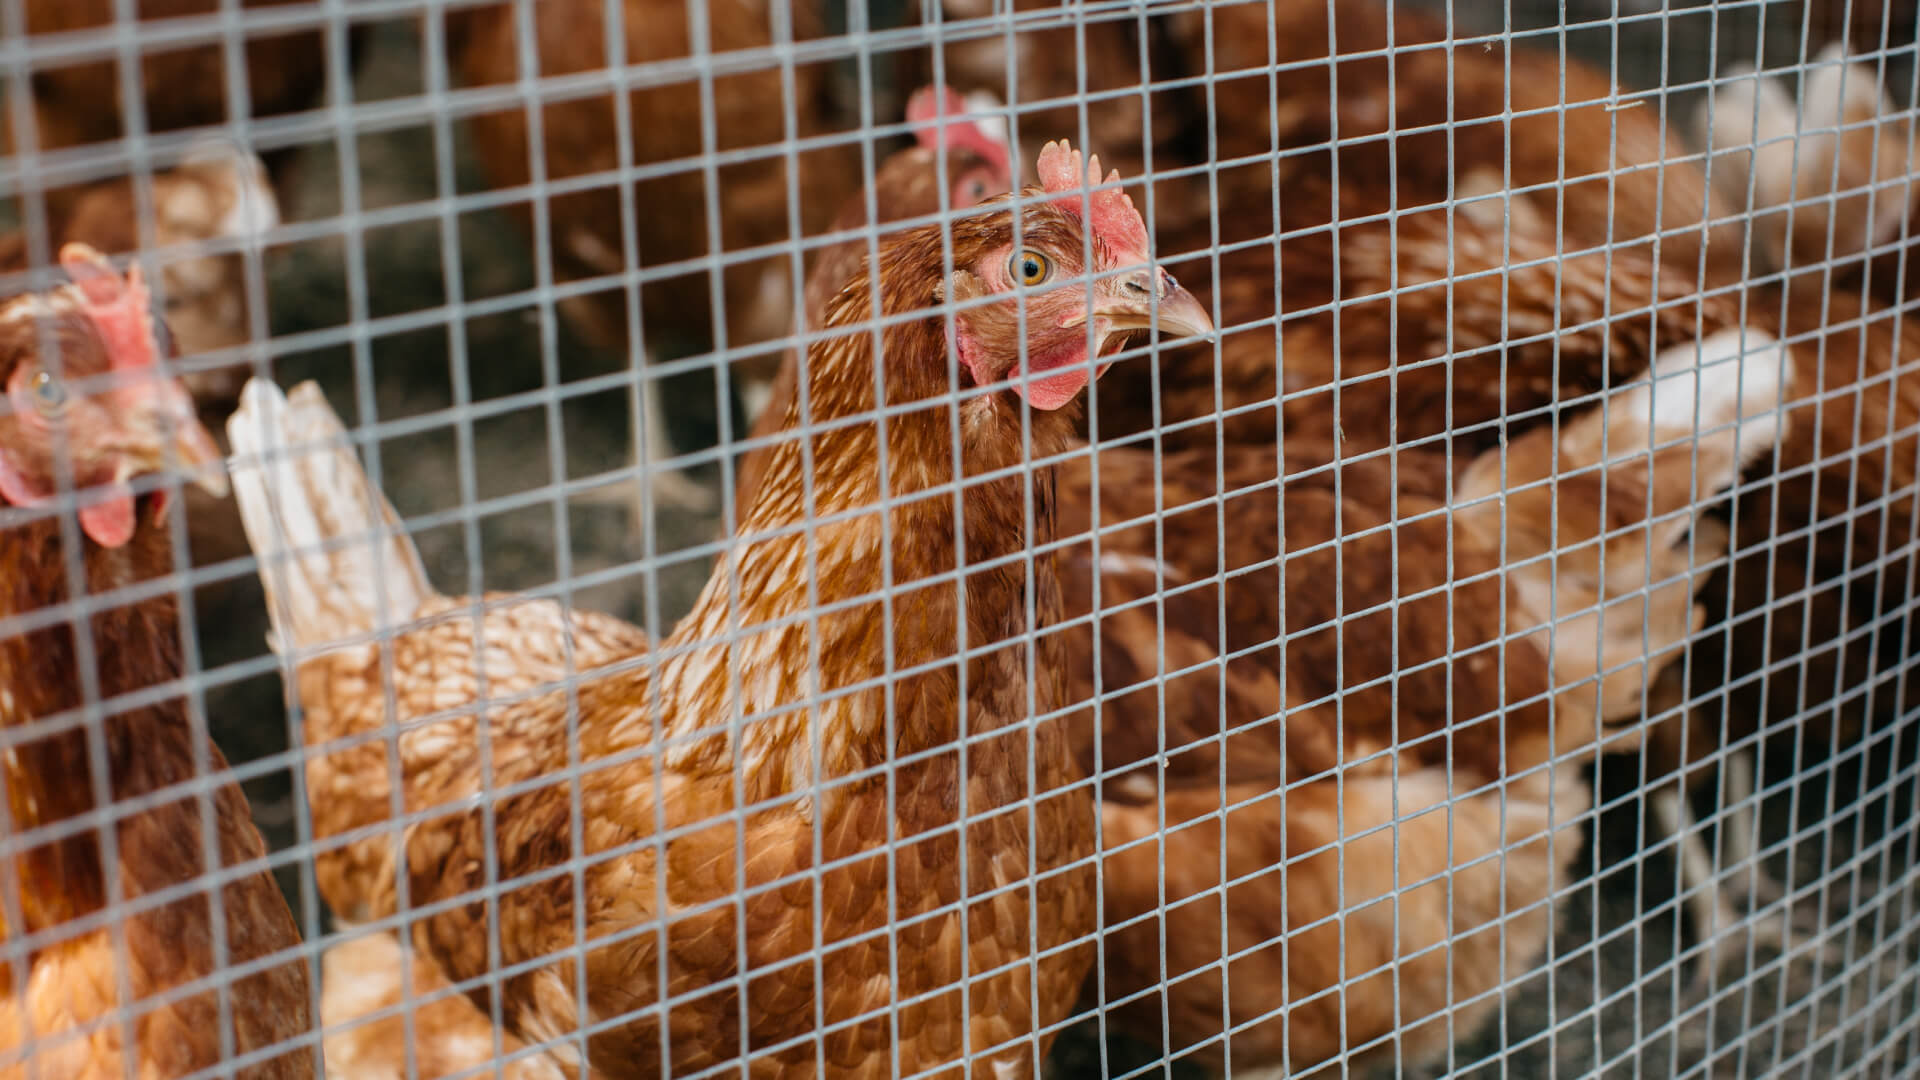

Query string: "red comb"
[[1036, 140, 1150, 261], [906, 85, 1012, 179], [58, 243, 158, 373]]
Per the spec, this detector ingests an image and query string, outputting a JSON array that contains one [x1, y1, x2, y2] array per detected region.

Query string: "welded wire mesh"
[[0, 0, 1916, 1077]]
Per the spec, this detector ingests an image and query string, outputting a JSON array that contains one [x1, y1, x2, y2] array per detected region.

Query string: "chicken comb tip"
[[1035, 140, 1150, 260], [57, 241, 111, 281], [905, 85, 965, 132], [58, 244, 157, 371], [1036, 140, 1081, 193], [907, 85, 1012, 176]]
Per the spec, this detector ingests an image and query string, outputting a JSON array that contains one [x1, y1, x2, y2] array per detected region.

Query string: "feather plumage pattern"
[[229, 139, 1210, 1077]]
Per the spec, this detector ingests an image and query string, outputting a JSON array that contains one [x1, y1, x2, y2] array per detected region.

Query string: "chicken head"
[[905, 85, 1013, 208], [0, 243, 225, 547], [944, 140, 1212, 411]]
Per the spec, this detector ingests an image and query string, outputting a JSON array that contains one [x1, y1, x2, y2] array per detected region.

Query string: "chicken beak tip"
[[1158, 284, 1215, 341], [175, 421, 230, 498]]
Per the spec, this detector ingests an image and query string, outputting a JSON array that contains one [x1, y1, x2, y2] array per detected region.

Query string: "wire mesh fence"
[[0, 0, 1916, 1077]]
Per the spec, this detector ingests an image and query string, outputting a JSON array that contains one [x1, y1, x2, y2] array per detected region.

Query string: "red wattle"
[[78, 487, 137, 548], [1021, 367, 1091, 411], [0, 454, 45, 508]]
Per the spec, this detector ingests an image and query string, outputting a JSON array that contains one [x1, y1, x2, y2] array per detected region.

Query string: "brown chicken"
[[1172, 0, 1736, 265], [1059, 327, 1793, 1072], [9, 0, 352, 215], [1272, 175, 1740, 453], [729, 84, 1013, 527], [1664, 271, 1920, 988], [228, 142, 1210, 1076], [897, 0, 1205, 233], [0, 140, 280, 404], [1694, 43, 1917, 294], [0, 244, 309, 1078], [1395, 179, 1898, 982], [321, 931, 563, 1080], [1702, 268, 1920, 809], [1087, 0, 1743, 454], [451, 0, 866, 508]]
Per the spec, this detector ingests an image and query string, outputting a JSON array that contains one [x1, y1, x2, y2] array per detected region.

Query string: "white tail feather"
[[1696, 65, 1802, 205], [227, 378, 436, 656], [1637, 327, 1793, 468], [1801, 42, 1893, 134]]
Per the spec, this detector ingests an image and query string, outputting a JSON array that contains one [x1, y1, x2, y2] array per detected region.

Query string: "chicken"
[[450, 0, 865, 509], [0, 244, 309, 1078], [1088, 161, 1732, 459], [1386, 179, 1897, 985], [1086, 0, 1743, 454], [896, 0, 1204, 232], [8, 0, 352, 214], [728, 84, 1013, 527], [1694, 43, 1917, 291], [1172, 0, 1736, 268], [321, 931, 564, 1080], [0, 140, 281, 405], [1640, 272, 1920, 990], [1275, 177, 1740, 453], [1701, 268, 1920, 813], [1061, 327, 1792, 1072], [226, 141, 1210, 1076]]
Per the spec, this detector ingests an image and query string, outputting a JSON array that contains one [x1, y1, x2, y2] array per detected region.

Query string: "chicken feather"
[[0, 245, 309, 1079], [730, 87, 1014, 530], [229, 142, 1208, 1077], [1384, 179, 1908, 984], [1059, 329, 1792, 1073], [1695, 43, 1917, 286]]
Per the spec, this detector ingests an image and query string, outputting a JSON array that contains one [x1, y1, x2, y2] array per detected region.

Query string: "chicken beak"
[[1090, 266, 1214, 343], [169, 415, 230, 497]]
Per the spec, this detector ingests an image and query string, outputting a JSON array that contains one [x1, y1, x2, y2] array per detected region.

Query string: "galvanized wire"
[[0, 0, 1916, 1078]]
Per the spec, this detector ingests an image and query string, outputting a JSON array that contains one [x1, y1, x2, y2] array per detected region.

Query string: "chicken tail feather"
[[1565, 326, 1791, 511], [227, 377, 437, 655]]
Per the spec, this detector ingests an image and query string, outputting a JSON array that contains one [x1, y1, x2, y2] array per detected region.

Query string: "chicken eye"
[[29, 369, 68, 417], [1008, 250, 1052, 287]]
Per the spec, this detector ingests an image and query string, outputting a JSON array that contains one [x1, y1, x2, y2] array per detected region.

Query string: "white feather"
[[961, 90, 1011, 148], [1640, 327, 1792, 467], [180, 136, 280, 242], [227, 378, 436, 656]]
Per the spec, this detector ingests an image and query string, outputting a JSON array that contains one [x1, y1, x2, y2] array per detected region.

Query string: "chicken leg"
[[1641, 695, 1841, 994]]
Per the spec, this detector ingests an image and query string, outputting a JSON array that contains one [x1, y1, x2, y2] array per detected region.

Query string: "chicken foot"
[[1655, 754, 1842, 995]]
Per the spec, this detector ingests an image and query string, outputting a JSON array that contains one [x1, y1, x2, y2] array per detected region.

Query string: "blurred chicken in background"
[[1404, 171, 1911, 987], [449, 0, 869, 512], [1081, 0, 1743, 457], [9, 0, 358, 216], [0, 141, 280, 406], [1696, 42, 1918, 296], [1070, 327, 1792, 1072], [897, 0, 1206, 236]]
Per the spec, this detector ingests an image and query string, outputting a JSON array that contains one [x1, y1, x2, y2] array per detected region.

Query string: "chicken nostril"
[[1123, 271, 1156, 297]]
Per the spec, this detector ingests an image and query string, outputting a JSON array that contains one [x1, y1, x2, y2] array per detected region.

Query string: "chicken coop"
[[0, 0, 1917, 1075]]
